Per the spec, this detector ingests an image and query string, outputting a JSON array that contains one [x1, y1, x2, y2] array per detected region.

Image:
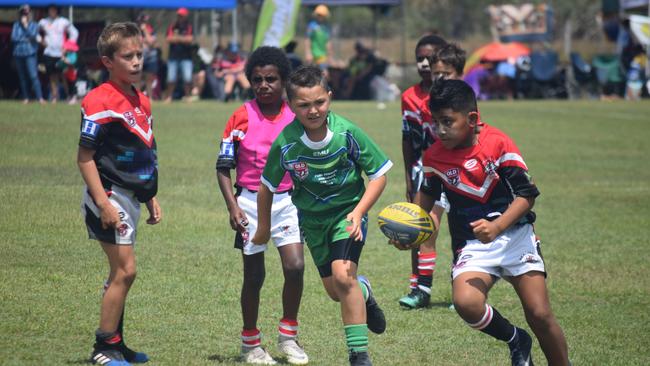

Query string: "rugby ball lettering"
[[377, 202, 436, 246]]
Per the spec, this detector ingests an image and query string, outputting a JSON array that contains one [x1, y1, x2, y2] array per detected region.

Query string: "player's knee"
[[452, 296, 485, 322], [117, 267, 137, 287], [331, 272, 355, 294], [525, 306, 555, 330], [325, 286, 339, 301], [283, 262, 304, 283]]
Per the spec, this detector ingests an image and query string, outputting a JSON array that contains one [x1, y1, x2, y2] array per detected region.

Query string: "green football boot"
[[398, 288, 430, 309]]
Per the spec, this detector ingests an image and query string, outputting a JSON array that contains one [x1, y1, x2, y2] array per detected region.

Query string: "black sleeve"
[[500, 166, 540, 198], [421, 174, 443, 201]]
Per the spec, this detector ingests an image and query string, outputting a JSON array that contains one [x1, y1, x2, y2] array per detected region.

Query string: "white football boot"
[[241, 346, 277, 365], [278, 338, 309, 365]]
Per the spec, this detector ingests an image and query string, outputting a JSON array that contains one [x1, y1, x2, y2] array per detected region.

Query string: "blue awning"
[[0, 0, 235, 9], [302, 0, 400, 5]]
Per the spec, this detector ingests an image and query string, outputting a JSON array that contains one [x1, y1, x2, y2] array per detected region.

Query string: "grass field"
[[1, 99, 649, 365]]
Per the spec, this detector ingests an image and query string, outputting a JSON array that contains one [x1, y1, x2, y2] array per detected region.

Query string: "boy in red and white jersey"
[[78, 22, 161, 366]]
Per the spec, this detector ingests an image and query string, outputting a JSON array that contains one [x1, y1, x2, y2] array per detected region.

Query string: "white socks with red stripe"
[[242, 319, 300, 349], [241, 328, 262, 349], [278, 318, 299, 342], [467, 304, 516, 342]]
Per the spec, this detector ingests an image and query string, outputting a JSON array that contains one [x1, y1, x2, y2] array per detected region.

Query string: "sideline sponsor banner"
[[253, 0, 301, 49], [487, 3, 553, 43], [630, 15, 650, 47]]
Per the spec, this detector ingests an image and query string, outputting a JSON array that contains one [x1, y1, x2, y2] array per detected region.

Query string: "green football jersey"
[[261, 112, 392, 215]]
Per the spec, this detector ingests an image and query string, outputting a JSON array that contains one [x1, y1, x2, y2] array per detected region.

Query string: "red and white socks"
[[416, 251, 436, 294], [242, 319, 300, 349], [278, 318, 299, 342], [467, 304, 516, 342], [241, 328, 262, 349]]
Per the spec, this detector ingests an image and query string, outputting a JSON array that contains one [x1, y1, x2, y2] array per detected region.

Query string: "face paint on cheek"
[[417, 58, 430, 72]]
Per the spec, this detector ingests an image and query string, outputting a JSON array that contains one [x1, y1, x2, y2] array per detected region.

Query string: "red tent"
[[464, 42, 531, 73]]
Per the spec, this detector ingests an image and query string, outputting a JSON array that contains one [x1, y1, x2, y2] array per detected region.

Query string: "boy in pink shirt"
[[215, 46, 308, 365]]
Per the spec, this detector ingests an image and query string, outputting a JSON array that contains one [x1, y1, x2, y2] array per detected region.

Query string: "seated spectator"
[[214, 42, 250, 101], [188, 44, 214, 101], [284, 40, 303, 71], [343, 41, 377, 100], [205, 44, 226, 101], [625, 50, 646, 101]]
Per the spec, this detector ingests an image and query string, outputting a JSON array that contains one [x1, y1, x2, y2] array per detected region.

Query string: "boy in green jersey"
[[252, 65, 391, 366]]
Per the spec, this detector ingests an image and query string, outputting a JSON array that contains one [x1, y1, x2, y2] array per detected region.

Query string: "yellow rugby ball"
[[377, 202, 435, 246]]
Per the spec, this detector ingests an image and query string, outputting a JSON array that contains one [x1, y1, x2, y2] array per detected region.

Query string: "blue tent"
[[302, 0, 399, 5], [0, 0, 235, 9]]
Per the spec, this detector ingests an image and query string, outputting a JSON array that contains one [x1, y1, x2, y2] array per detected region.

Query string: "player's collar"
[[300, 115, 333, 149]]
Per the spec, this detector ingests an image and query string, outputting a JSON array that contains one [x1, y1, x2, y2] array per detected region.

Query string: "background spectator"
[[137, 13, 159, 99], [206, 44, 226, 101], [214, 42, 249, 102], [163, 7, 193, 103], [343, 41, 377, 100], [305, 4, 331, 76], [284, 40, 302, 71], [38, 4, 78, 103], [58, 39, 79, 104], [11, 4, 44, 104]]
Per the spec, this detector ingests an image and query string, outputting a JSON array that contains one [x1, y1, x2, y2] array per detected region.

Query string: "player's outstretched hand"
[[146, 197, 162, 225], [228, 206, 248, 232], [251, 227, 270, 246], [99, 202, 121, 229], [470, 219, 500, 243], [346, 211, 364, 242], [388, 238, 414, 251]]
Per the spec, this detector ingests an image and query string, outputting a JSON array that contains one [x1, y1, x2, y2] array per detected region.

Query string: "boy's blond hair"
[[97, 22, 142, 58]]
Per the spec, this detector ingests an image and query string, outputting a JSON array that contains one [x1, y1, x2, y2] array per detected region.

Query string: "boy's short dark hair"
[[97, 22, 142, 58], [432, 43, 466, 76], [245, 46, 292, 82], [429, 79, 477, 114], [415, 34, 447, 52], [286, 65, 329, 100]]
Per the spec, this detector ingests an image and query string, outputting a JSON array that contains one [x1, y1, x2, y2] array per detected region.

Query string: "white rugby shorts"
[[82, 185, 140, 245], [235, 189, 301, 255], [452, 223, 545, 280]]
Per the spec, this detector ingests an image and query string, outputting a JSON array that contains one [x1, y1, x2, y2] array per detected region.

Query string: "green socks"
[[344, 324, 369, 352]]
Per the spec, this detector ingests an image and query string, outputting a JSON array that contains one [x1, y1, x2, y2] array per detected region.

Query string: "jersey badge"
[[464, 159, 478, 171], [445, 168, 460, 186], [81, 119, 99, 138], [483, 159, 499, 179], [219, 141, 235, 158], [123, 111, 136, 127], [292, 162, 309, 181], [519, 251, 541, 264]]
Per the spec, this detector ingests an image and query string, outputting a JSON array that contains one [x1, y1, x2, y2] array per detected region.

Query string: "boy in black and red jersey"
[[414, 79, 570, 366], [399, 34, 447, 307], [77, 22, 161, 366]]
